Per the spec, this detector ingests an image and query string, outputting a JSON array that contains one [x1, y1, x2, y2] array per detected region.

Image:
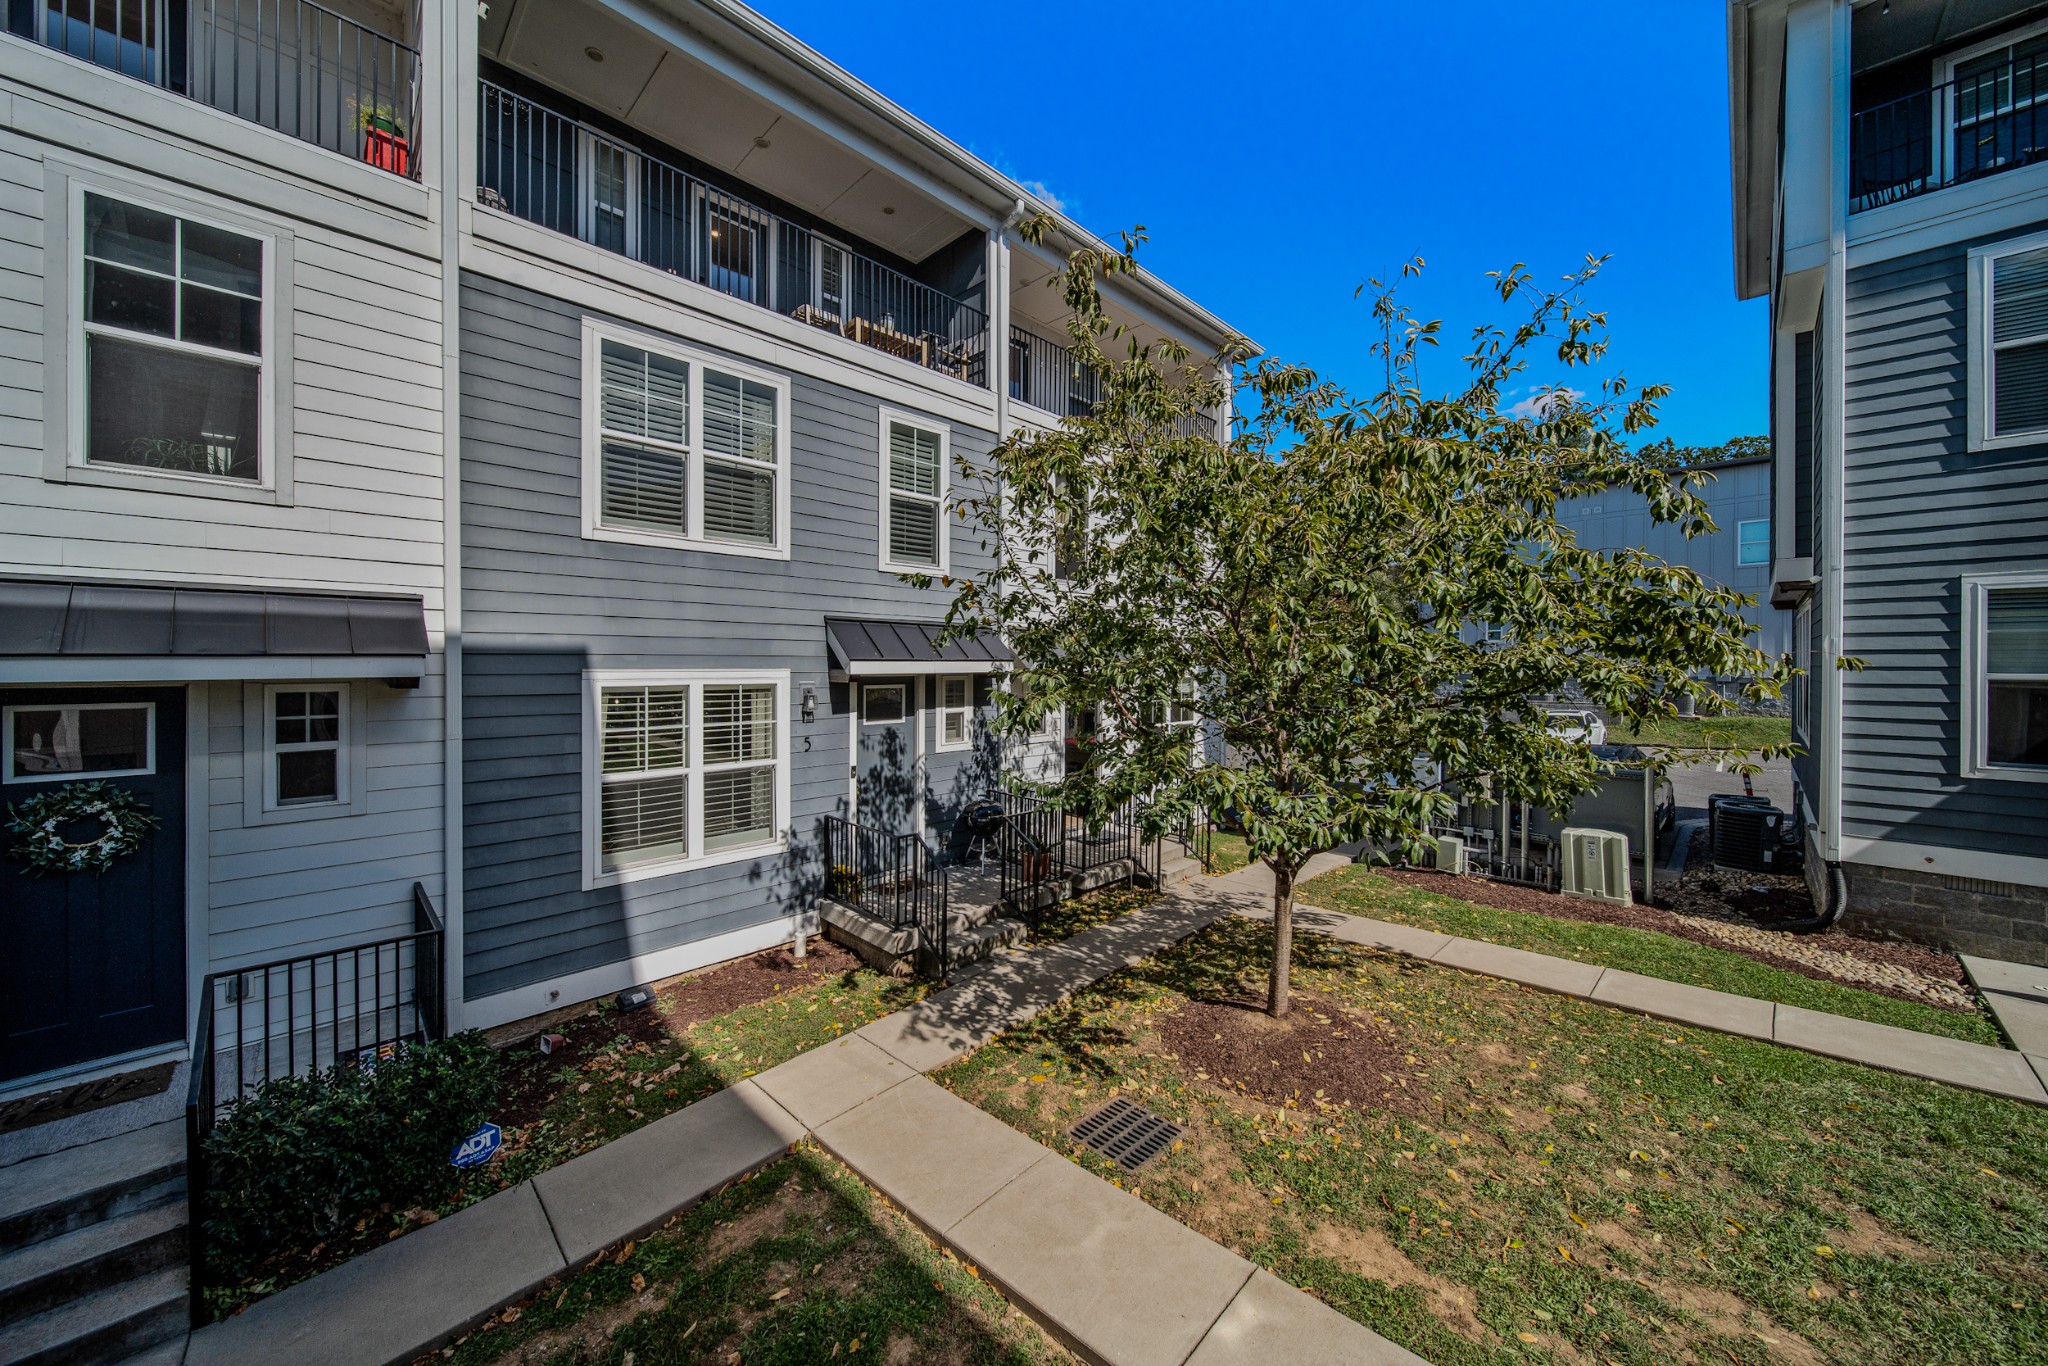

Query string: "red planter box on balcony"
[[362, 127, 411, 177]]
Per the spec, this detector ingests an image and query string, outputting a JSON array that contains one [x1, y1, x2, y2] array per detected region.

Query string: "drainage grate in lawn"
[[1069, 1096, 1183, 1173]]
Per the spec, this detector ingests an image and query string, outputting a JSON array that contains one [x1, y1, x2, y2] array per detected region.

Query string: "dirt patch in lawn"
[[1370, 866, 1972, 1009], [1307, 1221, 1493, 1343], [492, 942, 863, 1131], [702, 1174, 836, 1263], [1155, 993, 1433, 1115]]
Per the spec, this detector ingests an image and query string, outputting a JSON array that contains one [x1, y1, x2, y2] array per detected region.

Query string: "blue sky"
[[760, 0, 1768, 448]]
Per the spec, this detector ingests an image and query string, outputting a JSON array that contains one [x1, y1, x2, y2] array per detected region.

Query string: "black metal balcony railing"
[[822, 815, 950, 978], [184, 883, 447, 1324], [480, 82, 989, 387], [1009, 324, 1221, 439], [1852, 52, 2048, 209], [8, 0, 422, 179], [1009, 324, 1101, 417]]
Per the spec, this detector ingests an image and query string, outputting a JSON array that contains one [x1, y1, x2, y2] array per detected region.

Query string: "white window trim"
[[1792, 600, 1812, 747], [580, 318, 793, 561], [263, 683, 347, 809], [878, 407, 950, 575], [1736, 518, 1772, 566], [861, 682, 908, 726], [698, 190, 774, 308], [581, 669, 791, 890], [811, 235, 850, 319], [1967, 227, 2048, 451], [578, 131, 639, 258], [934, 674, 972, 752], [55, 175, 290, 502], [2, 700, 156, 783], [1961, 572, 2048, 783], [240, 682, 367, 824]]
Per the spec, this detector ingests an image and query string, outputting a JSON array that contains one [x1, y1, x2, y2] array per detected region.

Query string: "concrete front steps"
[[0, 1119, 190, 1365], [822, 891, 1032, 973]]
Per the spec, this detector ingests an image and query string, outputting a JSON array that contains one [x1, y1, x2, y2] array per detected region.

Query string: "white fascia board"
[[0, 656, 428, 683]]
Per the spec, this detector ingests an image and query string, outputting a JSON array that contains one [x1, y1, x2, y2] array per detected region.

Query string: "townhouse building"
[[0, 0, 1237, 1129], [1556, 453, 1791, 665], [1728, 0, 2048, 961]]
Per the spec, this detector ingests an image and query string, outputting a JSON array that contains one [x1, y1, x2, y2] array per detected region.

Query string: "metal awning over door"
[[825, 616, 1013, 676]]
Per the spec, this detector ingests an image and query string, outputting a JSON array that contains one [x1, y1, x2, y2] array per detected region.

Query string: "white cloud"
[[1018, 179, 1068, 214], [1506, 387, 1584, 420]]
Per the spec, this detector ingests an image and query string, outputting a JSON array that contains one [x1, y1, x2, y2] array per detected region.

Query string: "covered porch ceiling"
[[478, 0, 977, 264]]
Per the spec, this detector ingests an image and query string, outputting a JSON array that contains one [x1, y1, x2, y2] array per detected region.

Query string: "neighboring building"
[[1557, 454, 1791, 664], [1728, 0, 2048, 961], [0, 0, 1242, 1111]]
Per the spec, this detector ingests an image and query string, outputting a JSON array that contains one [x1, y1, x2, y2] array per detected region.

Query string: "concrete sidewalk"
[[1217, 860, 2048, 1108], [183, 876, 1422, 1366]]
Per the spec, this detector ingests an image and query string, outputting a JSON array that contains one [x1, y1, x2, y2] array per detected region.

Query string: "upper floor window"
[[80, 192, 265, 484], [1969, 235, 2048, 450], [880, 411, 948, 573], [1737, 518, 1771, 567], [583, 322, 789, 558]]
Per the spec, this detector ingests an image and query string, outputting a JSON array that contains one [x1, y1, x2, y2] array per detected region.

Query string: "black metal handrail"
[[996, 789, 1158, 914], [479, 81, 989, 386], [821, 816, 949, 978], [1852, 51, 2048, 209], [5, 0, 422, 180], [184, 882, 447, 1324]]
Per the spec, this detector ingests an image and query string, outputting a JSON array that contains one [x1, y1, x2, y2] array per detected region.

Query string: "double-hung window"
[[1737, 518, 1771, 567], [79, 191, 266, 483], [936, 675, 972, 751], [1970, 234, 2048, 449], [1967, 579, 2048, 777], [584, 323, 788, 556], [585, 672, 787, 885], [881, 411, 947, 573], [269, 686, 345, 807]]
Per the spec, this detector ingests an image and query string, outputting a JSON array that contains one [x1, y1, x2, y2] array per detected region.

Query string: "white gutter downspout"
[[1822, 0, 1849, 864], [438, 0, 472, 1026]]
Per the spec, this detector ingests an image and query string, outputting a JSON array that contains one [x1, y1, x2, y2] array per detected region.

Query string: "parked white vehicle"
[[1545, 709, 1608, 746]]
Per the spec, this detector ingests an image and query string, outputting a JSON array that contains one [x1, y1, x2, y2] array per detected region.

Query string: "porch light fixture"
[[802, 685, 817, 723], [585, 45, 605, 62]]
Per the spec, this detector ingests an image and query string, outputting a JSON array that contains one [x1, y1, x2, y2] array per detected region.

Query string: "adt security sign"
[[450, 1123, 502, 1169]]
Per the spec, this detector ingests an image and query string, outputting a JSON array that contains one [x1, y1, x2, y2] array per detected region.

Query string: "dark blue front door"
[[2, 687, 187, 1084]]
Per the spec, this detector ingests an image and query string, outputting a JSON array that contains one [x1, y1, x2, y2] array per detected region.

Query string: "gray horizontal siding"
[[1840, 228, 2048, 852], [459, 271, 999, 998]]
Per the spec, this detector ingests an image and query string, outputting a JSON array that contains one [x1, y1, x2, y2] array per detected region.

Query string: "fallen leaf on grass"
[[770, 1287, 790, 1301], [632, 1273, 646, 1293], [1815, 1245, 1835, 1258]]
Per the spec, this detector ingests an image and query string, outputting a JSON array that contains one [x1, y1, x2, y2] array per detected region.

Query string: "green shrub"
[[200, 1030, 502, 1283]]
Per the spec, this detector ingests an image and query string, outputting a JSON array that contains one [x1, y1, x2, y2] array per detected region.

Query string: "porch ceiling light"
[[585, 45, 605, 62]]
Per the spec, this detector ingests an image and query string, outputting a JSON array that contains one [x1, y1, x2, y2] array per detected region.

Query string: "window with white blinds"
[[881, 414, 946, 571], [936, 674, 971, 750], [585, 324, 787, 556], [1991, 245, 2048, 440], [586, 673, 786, 884], [1984, 585, 2048, 770]]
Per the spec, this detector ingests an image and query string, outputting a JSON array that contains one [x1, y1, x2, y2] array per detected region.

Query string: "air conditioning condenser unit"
[[1434, 835, 1466, 875], [1560, 827, 1630, 906]]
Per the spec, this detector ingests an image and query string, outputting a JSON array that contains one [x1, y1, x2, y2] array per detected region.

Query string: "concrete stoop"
[[0, 1119, 190, 1365]]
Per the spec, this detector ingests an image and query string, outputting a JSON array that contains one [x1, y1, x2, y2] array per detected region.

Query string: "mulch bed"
[[1156, 993, 1431, 1115], [494, 941, 862, 1131], [1370, 866, 1972, 1008]]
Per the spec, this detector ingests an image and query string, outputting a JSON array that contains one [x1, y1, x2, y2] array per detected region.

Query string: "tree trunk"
[[1267, 859, 1295, 1018]]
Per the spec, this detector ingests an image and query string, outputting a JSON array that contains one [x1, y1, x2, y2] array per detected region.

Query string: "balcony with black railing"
[[6, 0, 422, 179], [1851, 48, 2048, 210], [1009, 323, 1220, 439], [478, 81, 989, 387]]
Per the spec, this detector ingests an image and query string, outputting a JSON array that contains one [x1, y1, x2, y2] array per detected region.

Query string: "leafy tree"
[[939, 231, 1790, 1017], [1636, 433, 1769, 467]]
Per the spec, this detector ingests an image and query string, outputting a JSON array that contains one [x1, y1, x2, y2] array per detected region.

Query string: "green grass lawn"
[[939, 918, 2048, 1365], [443, 1150, 1061, 1365], [1300, 866, 1995, 1044], [1617, 714, 1792, 752], [1199, 830, 1254, 875]]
